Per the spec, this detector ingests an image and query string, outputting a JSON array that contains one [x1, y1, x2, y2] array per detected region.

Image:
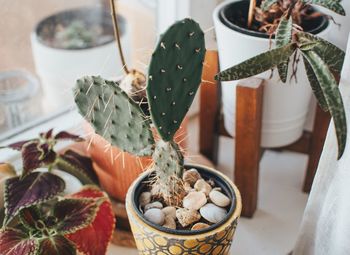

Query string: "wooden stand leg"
[[199, 51, 220, 164], [303, 105, 331, 193], [235, 78, 264, 218]]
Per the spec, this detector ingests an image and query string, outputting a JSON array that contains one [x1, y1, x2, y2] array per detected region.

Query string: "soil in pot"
[[135, 166, 235, 232], [220, 0, 328, 37]]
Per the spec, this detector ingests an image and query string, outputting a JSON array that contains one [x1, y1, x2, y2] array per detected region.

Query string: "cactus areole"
[[74, 18, 206, 206]]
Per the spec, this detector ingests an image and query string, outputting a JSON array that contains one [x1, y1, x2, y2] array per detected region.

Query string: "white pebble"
[[144, 201, 163, 211], [162, 206, 176, 220], [144, 208, 165, 225], [183, 191, 207, 211], [194, 179, 212, 196], [182, 168, 201, 186], [139, 192, 151, 207], [209, 190, 231, 207], [200, 203, 227, 224]]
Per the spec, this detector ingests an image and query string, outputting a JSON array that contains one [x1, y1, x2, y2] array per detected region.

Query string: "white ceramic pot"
[[31, 7, 130, 112], [213, 0, 330, 148]]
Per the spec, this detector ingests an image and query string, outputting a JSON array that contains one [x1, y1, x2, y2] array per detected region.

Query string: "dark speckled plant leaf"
[[261, 0, 278, 11], [19, 206, 42, 231], [276, 16, 293, 83], [302, 0, 345, 15], [303, 57, 329, 112], [297, 32, 345, 74], [215, 43, 297, 81], [0, 228, 39, 255], [302, 50, 347, 159], [4, 172, 65, 225], [53, 198, 98, 235], [38, 235, 76, 255], [56, 150, 99, 185]]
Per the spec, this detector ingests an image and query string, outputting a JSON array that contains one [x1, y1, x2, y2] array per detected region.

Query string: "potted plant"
[[31, 5, 130, 111], [74, 18, 242, 254], [213, 0, 346, 149], [83, 0, 188, 203], [0, 130, 115, 255]]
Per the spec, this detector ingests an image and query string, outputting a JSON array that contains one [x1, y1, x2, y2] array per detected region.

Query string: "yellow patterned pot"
[[126, 164, 242, 255]]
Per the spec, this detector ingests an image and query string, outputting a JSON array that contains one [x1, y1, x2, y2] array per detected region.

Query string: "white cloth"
[[293, 37, 350, 255]]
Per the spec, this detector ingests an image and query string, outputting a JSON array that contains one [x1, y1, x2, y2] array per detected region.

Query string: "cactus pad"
[[74, 76, 154, 156], [147, 18, 206, 141]]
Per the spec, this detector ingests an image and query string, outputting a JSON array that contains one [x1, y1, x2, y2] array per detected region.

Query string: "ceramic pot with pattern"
[[126, 164, 242, 255]]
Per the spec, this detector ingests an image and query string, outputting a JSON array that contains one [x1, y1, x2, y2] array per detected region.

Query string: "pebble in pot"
[[163, 215, 176, 230], [144, 208, 165, 225], [182, 168, 201, 186], [162, 206, 176, 220], [139, 192, 151, 207], [183, 191, 207, 211], [209, 190, 231, 207], [176, 208, 201, 227], [191, 222, 210, 231], [200, 203, 227, 224], [144, 201, 163, 211], [194, 179, 212, 196]]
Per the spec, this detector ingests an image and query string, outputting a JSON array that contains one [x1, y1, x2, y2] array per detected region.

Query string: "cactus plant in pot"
[[213, 0, 346, 149], [83, 0, 188, 203], [74, 18, 242, 254]]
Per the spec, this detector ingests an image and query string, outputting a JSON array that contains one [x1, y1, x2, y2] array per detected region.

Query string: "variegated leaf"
[[276, 16, 293, 82], [297, 32, 345, 74], [38, 235, 76, 255], [215, 43, 297, 81], [303, 57, 329, 112], [302, 0, 345, 15], [53, 198, 98, 235], [302, 50, 347, 159], [19, 206, 42, 231], [261, 0, 278, 11], [4, 172, 65, 224], [0, 228, 39, 255], [66, 186, 115, 255]]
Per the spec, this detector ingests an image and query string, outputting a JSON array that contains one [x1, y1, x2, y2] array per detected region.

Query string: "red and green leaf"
[[38, 235, 76, 255], [53, 198, 98, 235], [57, 150, 99, 185], [4, 172, 65, 224], [54, 131, 84, 142], [66, 186, 115, 255], [0, 228, 39, 255]]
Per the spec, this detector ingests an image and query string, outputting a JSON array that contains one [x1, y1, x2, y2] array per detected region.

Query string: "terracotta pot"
[[84, 118, 188, 202], [126, 164, 242, 255]]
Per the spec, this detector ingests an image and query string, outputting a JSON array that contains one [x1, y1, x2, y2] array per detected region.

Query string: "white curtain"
[[293, 37, 350, 255]]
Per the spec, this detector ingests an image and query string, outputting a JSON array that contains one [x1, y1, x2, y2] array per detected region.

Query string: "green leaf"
[[0, 228, 39, 255], [302, 0, 345, 16], [302, 50, 347, 159], [303, 57, 329, 112], [261, 0, 278, 11], [297, 32, 345, 73], [215, 43, 297, 81], [53, 198, 98, 235], [276, 16, 293, 82], [38, 235, 76, 255], [4, 172, 65, 225]]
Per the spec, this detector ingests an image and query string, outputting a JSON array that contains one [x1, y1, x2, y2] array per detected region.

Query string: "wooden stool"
[[199, 50, 331, 218]]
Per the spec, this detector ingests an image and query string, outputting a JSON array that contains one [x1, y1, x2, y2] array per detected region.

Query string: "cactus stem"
[[189, 32, 195, 37], [189, 91, 194, 96], [175, 43, 181, 49], [153, 96, 157, 100], [183, 78, 187, 82], [162, 112, 166, 116], [166, 88, 172, 92], [160, 69, 166, 73], [195, 48, 201, 53], [177, 65, 183, 70], [149, 75, 153, 80], [171, 101, 176, 106]]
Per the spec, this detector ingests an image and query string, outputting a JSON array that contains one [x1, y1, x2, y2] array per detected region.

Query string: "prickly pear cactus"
[[147, 18, 206, 141], [74, 76, 154, 156]]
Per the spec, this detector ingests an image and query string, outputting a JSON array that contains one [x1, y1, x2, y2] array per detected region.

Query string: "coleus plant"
[[0, 130, 115, 255], [216, 0, 347, 158]]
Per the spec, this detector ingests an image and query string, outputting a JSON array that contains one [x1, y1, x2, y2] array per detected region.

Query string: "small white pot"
[[31, 7, 130, 112], [213, 0, 330, 148]]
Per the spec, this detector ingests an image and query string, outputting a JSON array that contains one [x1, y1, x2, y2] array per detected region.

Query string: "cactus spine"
[[74, 18, 205, 206]]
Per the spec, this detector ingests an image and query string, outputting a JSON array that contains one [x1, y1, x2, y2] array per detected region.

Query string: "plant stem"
[[110, 0, 129, 74], [248, 0, 256, 28]]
